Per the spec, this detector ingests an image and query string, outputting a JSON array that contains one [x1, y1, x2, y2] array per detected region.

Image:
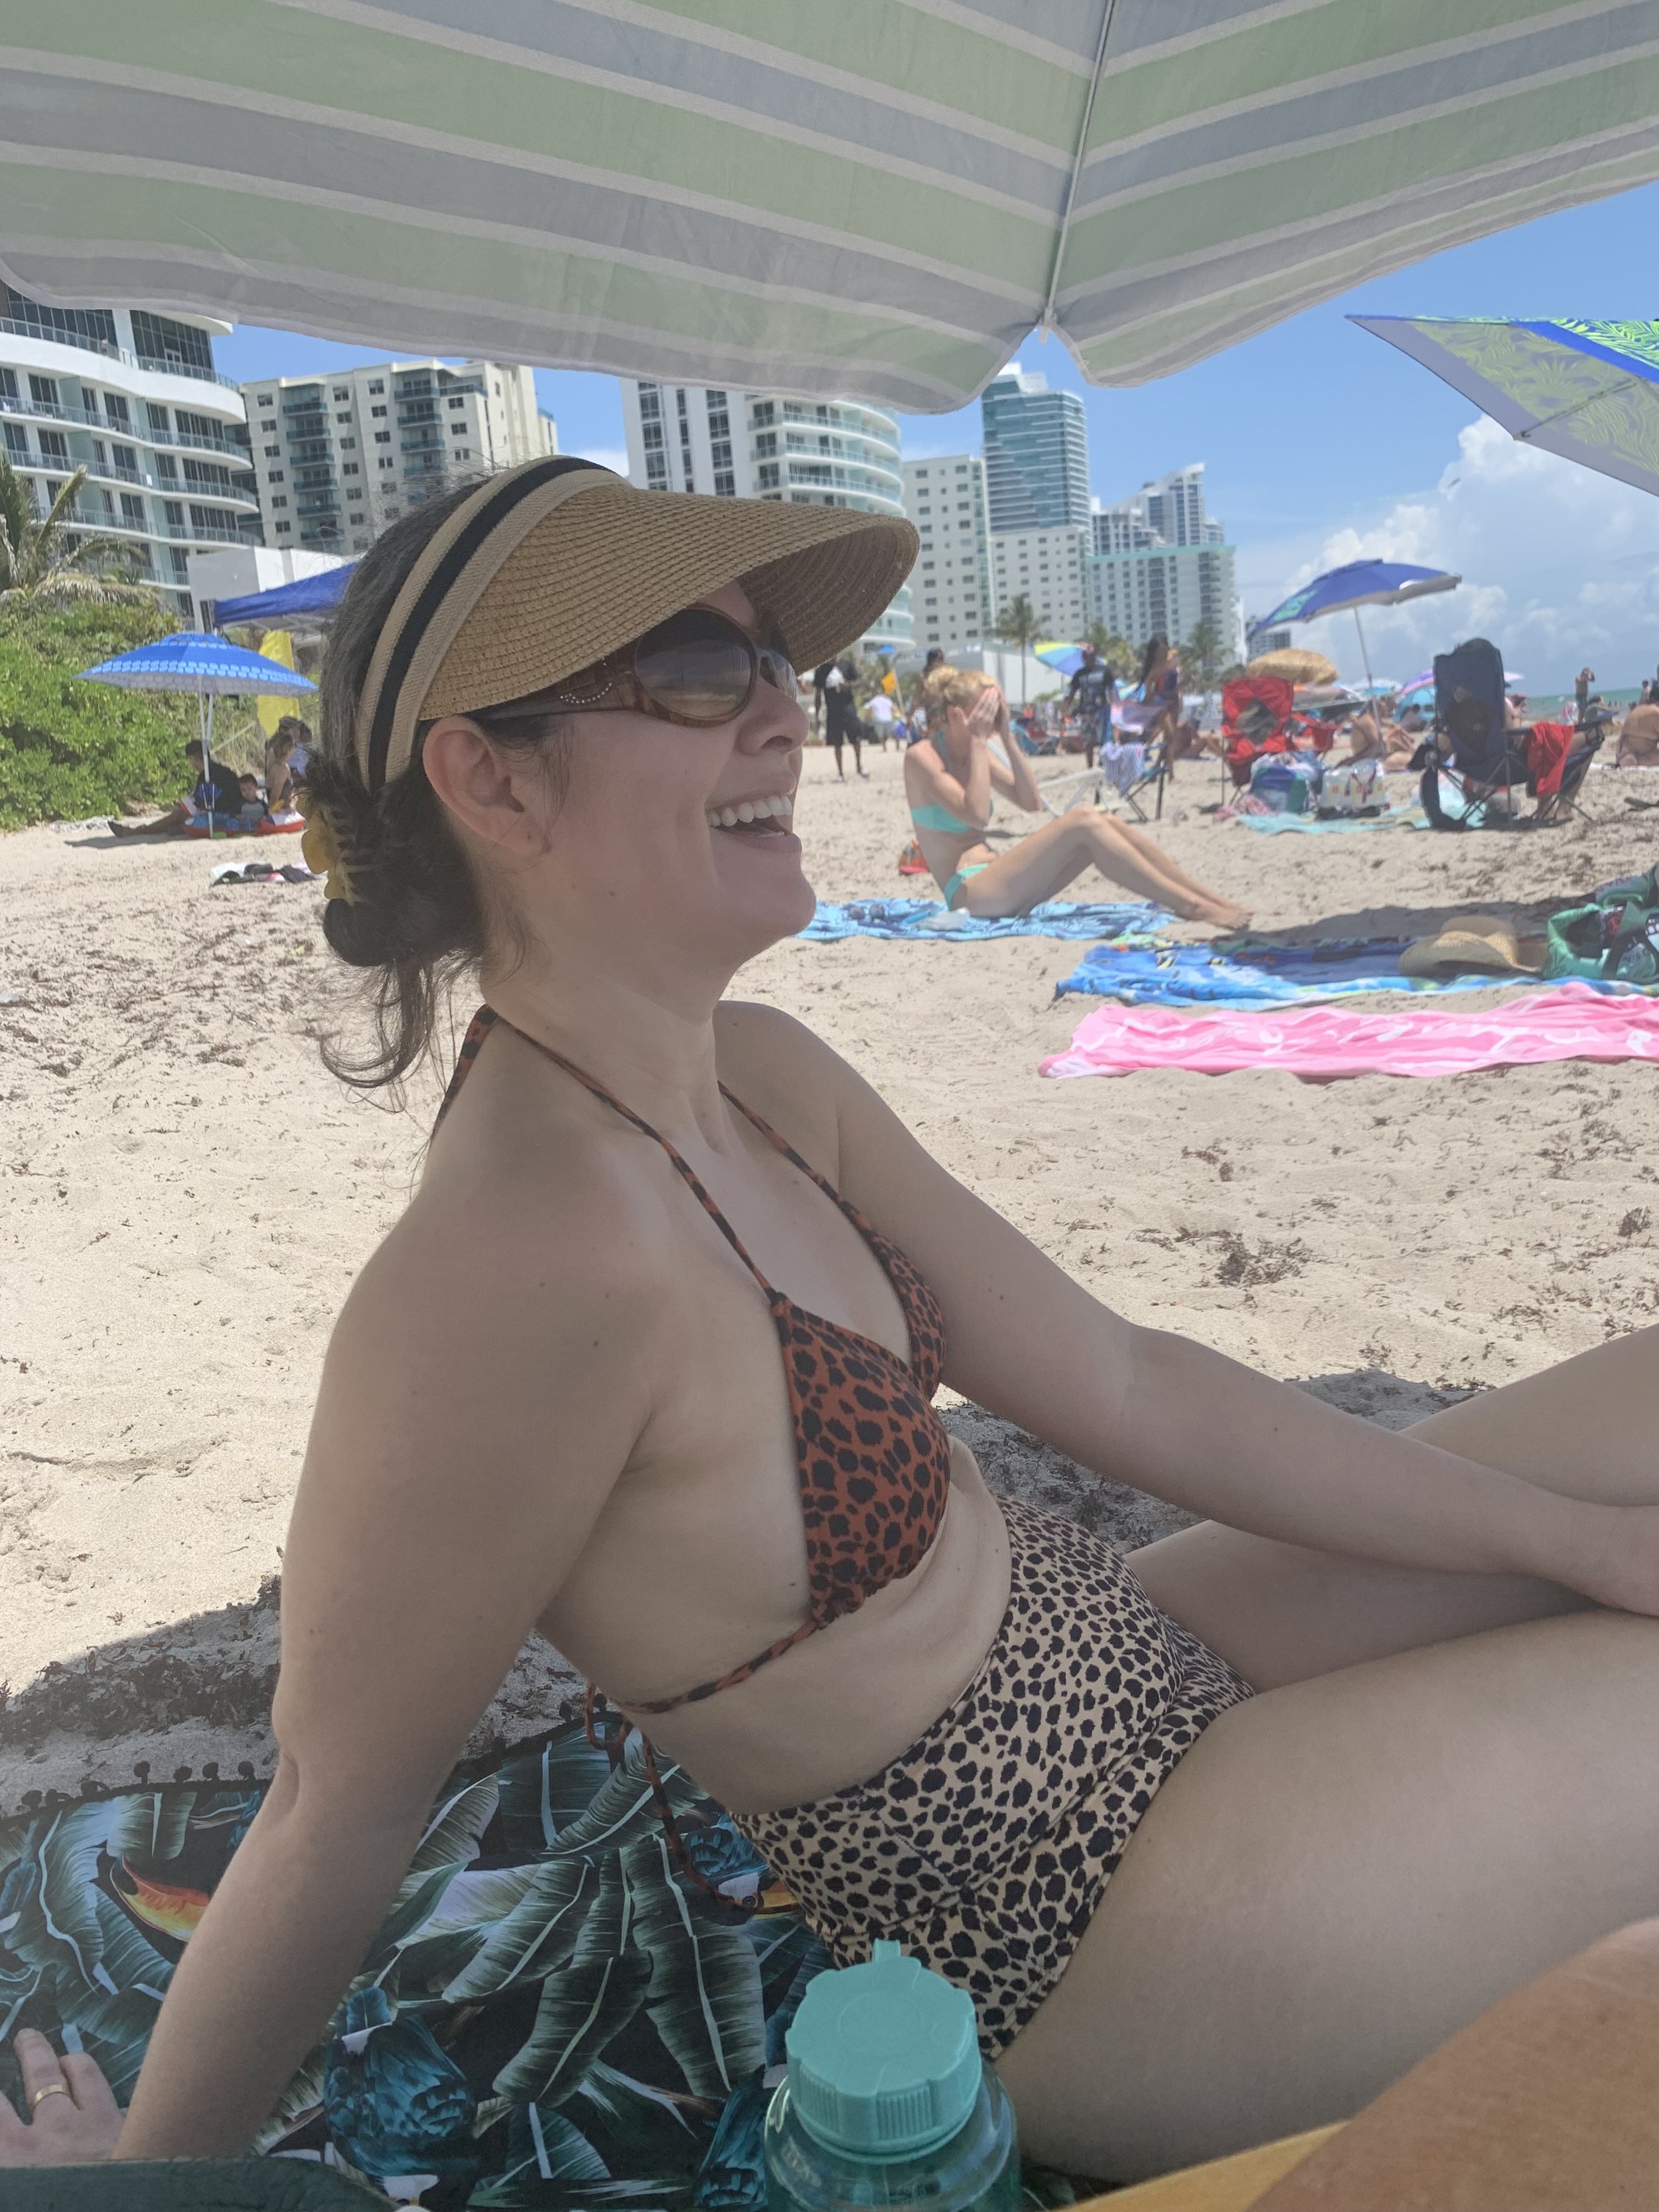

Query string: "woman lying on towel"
[[12, 460, 1659, 2184], [904, 662, 1249, 926]]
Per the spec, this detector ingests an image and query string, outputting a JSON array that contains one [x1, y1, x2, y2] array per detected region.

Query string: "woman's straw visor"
[[352, 457, 918, 790]]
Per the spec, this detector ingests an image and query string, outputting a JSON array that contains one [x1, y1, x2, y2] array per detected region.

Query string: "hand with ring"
[[0, 2029, 123, 2165]]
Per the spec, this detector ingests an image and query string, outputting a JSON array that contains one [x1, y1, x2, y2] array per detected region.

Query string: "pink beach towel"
[[1041, 983, 1659, 1082]]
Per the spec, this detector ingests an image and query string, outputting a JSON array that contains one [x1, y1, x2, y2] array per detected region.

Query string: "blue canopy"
[[78, 632, 317, 696], [1257, 560, 1461, 629], [212, 564, 354, 627]]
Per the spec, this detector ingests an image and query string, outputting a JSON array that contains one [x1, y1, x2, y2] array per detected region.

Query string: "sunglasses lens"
[[634, 611, 755, 724]]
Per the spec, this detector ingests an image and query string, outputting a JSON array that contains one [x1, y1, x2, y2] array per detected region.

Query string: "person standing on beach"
[[1065, 642, 1115, 767], [1576, 667, 1595, 724], [822, 655, 867, 780]]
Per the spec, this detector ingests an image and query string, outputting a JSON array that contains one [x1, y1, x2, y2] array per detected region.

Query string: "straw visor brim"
[[354, 461, 916, 788]]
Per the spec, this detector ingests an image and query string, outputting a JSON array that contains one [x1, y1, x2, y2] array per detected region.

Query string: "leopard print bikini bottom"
[[733, 1498, 1253, 2058]]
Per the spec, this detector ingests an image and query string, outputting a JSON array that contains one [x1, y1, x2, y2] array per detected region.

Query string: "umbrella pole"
[[1352, 608, 1378, 703], [200, 683, 214, 836]]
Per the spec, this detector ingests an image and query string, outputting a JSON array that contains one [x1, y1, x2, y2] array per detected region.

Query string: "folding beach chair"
[[1220, 675, 1297, 788], [1419, 638, 1605, 830]]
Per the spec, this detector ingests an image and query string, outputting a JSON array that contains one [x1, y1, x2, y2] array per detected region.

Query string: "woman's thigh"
[[996, 1607, 1659, 2181], [1129, 1327, 1659, 1687]]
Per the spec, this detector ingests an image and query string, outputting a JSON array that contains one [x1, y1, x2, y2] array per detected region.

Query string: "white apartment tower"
[[620, 378, 911, 654], [0, 284, 259, 625], [240, 360, 555, 558], [901, 455, 989, 655], [989, 523, 1090, 641], [1087, 463, 1242, 660]]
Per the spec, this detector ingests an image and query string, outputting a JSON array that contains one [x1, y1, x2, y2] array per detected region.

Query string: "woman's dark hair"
[[1137, 634, 1169, 685], [303, 483, 573, 1093]]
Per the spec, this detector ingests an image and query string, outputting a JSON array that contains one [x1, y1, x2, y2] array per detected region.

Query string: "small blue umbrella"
[[1255, 559, 1461, 700], [1035, 642, 1087, 676], [79, 632, 315, 832]]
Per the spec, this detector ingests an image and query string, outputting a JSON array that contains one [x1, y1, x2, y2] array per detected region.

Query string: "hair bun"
[[322, 891, 399, 969]]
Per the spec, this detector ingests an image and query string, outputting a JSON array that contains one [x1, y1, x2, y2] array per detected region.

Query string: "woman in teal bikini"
[[902, 664, 1248, 926]]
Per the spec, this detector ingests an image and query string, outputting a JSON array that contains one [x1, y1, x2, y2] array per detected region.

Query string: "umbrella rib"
[[1039, 0, 1119, 334], [1515, 370, 1647, 438]]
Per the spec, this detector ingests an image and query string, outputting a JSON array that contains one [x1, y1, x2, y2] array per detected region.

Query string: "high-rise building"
[[0, 285, 261, 625], [619, 379, 911, 654], [1086, 463, 1242, 660], [979, 366, 1089, 534], [240, 360, 555, 558], [989, 524, 1090, 640], [901, 454, 989, 655]]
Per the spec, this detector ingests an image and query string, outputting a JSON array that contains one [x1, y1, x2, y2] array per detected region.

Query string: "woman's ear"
[[420, 717, 548, 857]]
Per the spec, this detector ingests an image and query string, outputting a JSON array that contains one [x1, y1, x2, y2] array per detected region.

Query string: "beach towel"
[[1230, 807, 1423, 834], [1052, 937, 1550, 1009], [801, 898, 1169, 942], [1041, 983, 1659, 1082], [0, 1729, 1075, 2209]]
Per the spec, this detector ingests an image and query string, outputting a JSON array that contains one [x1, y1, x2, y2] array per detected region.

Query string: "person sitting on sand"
[[109, 739, 245, 836], [264, 727, 301, 816], [11, 459, 1659, 2187], [905, 662, 1248, 926], [234, 772, 267, 828], [1615, 700, 1659, 767]]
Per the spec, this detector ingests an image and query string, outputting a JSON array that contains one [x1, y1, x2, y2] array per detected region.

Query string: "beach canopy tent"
[[5, 5, 1659, 406], [78, 631, 315, 832], [210, 563, 356, 630], [1354, 318, 1659, 499], [1255, 559, 1461, 698]]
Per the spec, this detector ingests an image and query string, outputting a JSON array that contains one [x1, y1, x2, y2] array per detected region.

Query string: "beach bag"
[[1544, 863, 1659, 983], [1319, 759, 1382, 816], [1250, 751, 1322, 814]]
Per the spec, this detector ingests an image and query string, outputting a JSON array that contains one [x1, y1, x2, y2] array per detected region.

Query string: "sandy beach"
[[5, 749, 1656, 1805]]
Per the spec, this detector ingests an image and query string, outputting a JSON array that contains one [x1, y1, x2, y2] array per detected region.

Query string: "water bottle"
[[764, 1942, 1021, 2212]]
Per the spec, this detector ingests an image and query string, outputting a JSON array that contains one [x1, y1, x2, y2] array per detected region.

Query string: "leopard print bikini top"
[[437, 1007, 954, 1712]]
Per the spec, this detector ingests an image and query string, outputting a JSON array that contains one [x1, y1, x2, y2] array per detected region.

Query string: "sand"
[[4, 750, 1656, 1805]]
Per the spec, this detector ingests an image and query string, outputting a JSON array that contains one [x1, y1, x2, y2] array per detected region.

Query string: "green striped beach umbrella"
[[5, 1, 1659, 407], [1353, 319, 1659, 497]]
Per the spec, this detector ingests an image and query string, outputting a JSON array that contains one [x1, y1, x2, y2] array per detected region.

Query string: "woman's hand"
[[0, 2031, 123, 2165]]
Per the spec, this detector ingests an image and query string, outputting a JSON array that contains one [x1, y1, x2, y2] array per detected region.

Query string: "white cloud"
[[1242, 418, 1659, 691], [567, 443, 629, 479]]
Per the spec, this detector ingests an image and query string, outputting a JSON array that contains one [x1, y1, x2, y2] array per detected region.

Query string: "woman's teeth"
[[705, 794, 794, 830]]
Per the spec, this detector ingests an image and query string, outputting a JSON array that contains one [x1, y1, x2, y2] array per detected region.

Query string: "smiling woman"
[[10, 457, 1659, 2186]]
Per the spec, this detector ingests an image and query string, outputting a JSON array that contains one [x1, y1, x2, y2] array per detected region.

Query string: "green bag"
[[1543, 864, 1659, 984]]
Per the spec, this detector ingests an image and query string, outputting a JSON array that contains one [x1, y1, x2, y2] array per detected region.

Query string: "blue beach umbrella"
[[79, 632, 316, 832], [1035, 642, 1088, 676], [1254, 559, 1461, 701]]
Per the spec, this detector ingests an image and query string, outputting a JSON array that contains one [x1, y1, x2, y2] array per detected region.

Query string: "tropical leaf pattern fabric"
[[1354, 317, 1659, 497], [0, 1724, 1074, 2209]]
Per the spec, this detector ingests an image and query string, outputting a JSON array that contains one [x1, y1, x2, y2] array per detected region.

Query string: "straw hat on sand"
[[1398, 916, 1546, 978]]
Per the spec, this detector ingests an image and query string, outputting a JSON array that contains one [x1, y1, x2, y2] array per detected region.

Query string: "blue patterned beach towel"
[[801, 898, 1169, 941]]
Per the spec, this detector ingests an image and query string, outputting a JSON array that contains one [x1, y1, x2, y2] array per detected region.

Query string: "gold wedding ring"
[[29, 2082, 72, 2110]]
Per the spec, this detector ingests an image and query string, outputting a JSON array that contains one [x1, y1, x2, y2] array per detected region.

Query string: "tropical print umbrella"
[[5, 3, 1659, 404], [1353, 318, 1659, 498], [1255, 559, 1461, 698]]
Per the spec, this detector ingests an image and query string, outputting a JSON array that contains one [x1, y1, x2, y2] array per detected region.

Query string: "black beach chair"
[[1418, 638, 1603, 829]]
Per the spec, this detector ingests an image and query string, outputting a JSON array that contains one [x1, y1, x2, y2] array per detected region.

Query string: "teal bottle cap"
[[785, 1942, 981, 2158]]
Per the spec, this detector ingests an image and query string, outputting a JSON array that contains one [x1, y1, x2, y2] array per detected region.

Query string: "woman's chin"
[[709, 833, 816, 944]]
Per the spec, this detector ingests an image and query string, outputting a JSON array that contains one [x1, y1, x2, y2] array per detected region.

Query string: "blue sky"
[[214, 181, 1659, 689]]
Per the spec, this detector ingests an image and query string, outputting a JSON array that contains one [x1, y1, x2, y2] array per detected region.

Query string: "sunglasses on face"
[[492, 606, 800, 729]]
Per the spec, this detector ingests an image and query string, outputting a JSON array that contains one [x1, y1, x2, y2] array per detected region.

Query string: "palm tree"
[[993, 592, 1041, 703], [0, 453, 153, 607], [1084, 619, 1135, 674]]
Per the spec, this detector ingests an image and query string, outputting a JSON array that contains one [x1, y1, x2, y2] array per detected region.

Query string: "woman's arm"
[[112, 1194, 656, 2160], [982, 689, 1045, 813], [806, 1027, 1659, 1614]]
